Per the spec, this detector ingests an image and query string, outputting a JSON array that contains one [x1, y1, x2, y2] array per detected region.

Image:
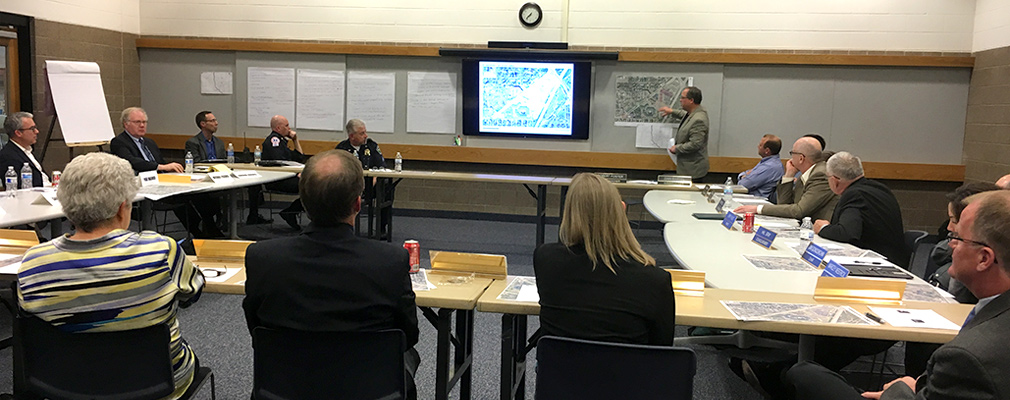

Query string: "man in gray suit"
[[784, 190, 1010, 400], [184, 111, 226, 161], [660, 86, 709, 182], [734, 136, 838, 221]]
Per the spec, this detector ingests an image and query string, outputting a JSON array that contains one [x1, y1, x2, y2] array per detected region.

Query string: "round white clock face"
[[520, 3, 542, 27]]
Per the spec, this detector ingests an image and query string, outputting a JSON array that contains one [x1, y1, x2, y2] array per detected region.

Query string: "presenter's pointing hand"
[[658, 106, 673, 116]]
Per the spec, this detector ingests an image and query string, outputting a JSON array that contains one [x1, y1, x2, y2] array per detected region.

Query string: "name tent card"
[[721, 212, 738, 230], [801, 242, 829, 267], [232, 170, 261, 179], [138, 171, 159, 187], [751, 226, 777, 249], [821, 260, 850, 278], [207, 172, 235, 184], [715, 198, 726, 213]]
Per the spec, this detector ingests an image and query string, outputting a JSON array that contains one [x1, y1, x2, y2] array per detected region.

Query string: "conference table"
[[217, 162, 719, 246], [476, 276, 971, 400], [0, 189, 67, 238], [191, 253, 493, 400]]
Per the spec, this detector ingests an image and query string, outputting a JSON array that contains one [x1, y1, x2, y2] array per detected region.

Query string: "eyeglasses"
[[128, 120, 148, 125], [17, 126, 38, 132], [789, 151, 806, 157], [948, 232, 989, 248]]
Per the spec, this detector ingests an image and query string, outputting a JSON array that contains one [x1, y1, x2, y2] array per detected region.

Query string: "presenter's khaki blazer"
[[667, 105, 709, 179]]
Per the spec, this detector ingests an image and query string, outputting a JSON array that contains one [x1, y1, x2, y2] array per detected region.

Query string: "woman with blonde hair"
[[534, 173, 675, 345]]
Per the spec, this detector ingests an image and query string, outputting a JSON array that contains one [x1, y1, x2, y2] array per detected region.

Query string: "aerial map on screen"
[[478, 61, 574, 136]]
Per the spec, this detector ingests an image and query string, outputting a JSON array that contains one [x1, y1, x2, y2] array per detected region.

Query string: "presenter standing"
[[659, 86, 709, 182]]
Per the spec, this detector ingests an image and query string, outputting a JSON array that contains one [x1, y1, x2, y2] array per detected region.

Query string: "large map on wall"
[[614, 75, 693, 125]]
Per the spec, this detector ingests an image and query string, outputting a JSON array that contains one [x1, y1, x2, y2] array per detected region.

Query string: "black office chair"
[[903, 230, 929, 258], [252, 327, 406, 400], [535, 336, 696, 400], [908, 234, 941, 279], [15, 312, 215, 400]]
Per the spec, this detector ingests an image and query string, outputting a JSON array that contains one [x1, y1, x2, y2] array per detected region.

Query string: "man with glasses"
[[785, 190, 1010, 400], [111, 107, 224, 238], [184, 111, 226, 162], [660, 86, 709, 182], [813, 151, 908, 268], [1, 111, 49, 189], [734, 136, 838, 221]]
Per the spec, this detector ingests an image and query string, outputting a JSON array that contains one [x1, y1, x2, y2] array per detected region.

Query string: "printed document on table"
[[903, 283, 958, 304], [410, 269, 437, 292], [198, 266, 241, 283], [743, 255, 819, 272], [407, 71, 457, 134], [296, 69, 344, 131], [0, 261, 21, 276], [868, 306, 962, 331], [722, 301, 876, 325], [137, 183, 212, 201], [347, 71, 395, 133], [498, 276, 538, 301]]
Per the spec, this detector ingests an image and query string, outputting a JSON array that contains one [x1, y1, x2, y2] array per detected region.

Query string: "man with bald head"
[[260, 115, 306, 230], [243, 150, 420, 399], [734, 136, 838, 221], [996, 174, 1010, 189], [784, 190, 1010, 400]]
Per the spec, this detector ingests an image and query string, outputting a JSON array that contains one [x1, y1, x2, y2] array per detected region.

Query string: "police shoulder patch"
[[271, 137, 281, 147]]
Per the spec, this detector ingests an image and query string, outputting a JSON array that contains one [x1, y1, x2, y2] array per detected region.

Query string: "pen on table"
[[865, 312, 883, 324], [853, 260, 882, 265]]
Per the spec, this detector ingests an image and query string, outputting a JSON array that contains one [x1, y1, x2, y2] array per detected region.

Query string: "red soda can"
[[403, 240, 420, 272], [52, 171, 61, 187], [743, 212, 755, 233]]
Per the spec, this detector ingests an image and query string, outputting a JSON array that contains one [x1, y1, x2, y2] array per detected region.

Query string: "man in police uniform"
[[335, 119, 385, 169], [335, 119, 390, 238], [261, 115, 305, 230]]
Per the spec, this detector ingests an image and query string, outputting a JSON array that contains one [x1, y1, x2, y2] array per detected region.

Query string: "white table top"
[[0, 190, 66, 227], [643, 191, 725, 223]]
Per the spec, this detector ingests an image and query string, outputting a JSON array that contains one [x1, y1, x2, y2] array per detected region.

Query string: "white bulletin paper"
[[634, 123, 674, 149], [296, 69, 345, 131], [200, 72, 233, 94], [407, 71, 457, 134], [346, 71, 396, 133], [248, 67, 295, 128]]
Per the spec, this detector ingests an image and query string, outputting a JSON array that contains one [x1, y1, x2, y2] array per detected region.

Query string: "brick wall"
[[964, 45, 1010, 183], [30, 19, 141, 173]]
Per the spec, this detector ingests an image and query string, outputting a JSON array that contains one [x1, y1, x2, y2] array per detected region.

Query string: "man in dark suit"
[[660, 86, 709, 182], [1, 112, 50, 189], [243, 149, 420, 398], [785, 190, 1010, 400], [110, 107, 223, 238], [184, 111, 225, 162], [814, 151, 909, 268], [185, 111, 271, 225]]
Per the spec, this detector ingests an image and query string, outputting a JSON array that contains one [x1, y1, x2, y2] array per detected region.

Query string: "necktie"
[[140, 139, 156, 162], [963, 308, 977, 326]]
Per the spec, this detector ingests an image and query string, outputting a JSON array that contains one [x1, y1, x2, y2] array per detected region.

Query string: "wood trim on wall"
[[136, 38, 975, 68], [148, 134, 965, 182]]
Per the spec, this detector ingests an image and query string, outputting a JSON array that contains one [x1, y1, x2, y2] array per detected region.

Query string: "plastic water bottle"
[[226, 143, 235, 164], [395, 152, 403, 173], [4, 166, 16, 193], [723, 177, 734, 203], [184, 151, 194, 173], [800, 217, 814, 241], [254, 145, 262, 164], [20, 163, 32, 189]]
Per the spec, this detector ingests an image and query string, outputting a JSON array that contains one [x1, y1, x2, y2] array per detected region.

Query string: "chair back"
[[252, 327, 406, 400], [16, 313, 175, 400], [903, 230, 929, 256], [909, 234, 942, 279], [535, 336, 696, 400]]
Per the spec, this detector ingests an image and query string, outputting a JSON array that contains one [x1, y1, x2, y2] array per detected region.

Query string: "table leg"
[[140, 200, 154, 231], [228, 190, 239, 239], [536, 184, 546, 247], [455, 310, 474, 400], [500, 314, 528, 400], [48, 218, 61, 239], [433, 308, 452, 400]]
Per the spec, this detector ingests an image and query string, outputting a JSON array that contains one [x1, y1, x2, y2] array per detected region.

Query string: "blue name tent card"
[[821, 260, 850, 278], [751, 226, 777, 249], [801, 243, 828, 267], [721, 212, 738, 230]]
